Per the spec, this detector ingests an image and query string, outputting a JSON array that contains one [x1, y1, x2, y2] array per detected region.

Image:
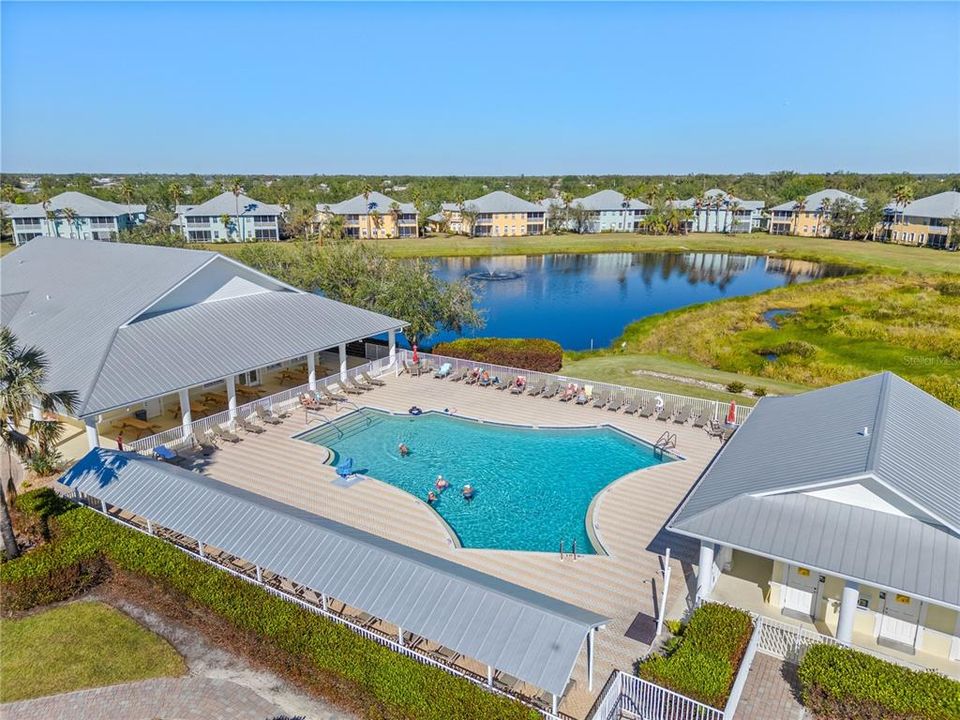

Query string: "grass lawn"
[[0, 601, 185, 702], [1, 240, 16, 257]]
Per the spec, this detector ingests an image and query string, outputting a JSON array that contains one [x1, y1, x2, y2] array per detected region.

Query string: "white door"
[[879, 594, 922, 649], [782, 565, 819, 618]]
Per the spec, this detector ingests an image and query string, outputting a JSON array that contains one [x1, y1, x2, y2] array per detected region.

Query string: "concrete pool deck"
[[188, 372, 720, 718]]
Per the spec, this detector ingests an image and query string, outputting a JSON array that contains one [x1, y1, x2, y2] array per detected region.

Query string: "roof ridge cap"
[[864, 372, 891, 473]]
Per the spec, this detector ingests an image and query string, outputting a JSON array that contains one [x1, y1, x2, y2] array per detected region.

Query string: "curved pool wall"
[[296, 408, 674, 554]]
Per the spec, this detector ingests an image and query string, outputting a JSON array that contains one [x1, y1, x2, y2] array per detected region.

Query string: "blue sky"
[[2, 2, 957, 174]]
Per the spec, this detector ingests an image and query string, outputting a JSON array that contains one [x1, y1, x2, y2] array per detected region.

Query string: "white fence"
[[590, 671, 725, 720], [127, 356, 394, 454], [406, 350, 753, 426], [755, 613, 928, 672]]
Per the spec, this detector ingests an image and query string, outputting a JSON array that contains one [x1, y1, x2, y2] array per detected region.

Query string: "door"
[[782, 565, 819, 619], [878, 594, 921, 652]]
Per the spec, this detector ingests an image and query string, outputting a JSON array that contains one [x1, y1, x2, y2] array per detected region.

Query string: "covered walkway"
[[59, 449, 609, 717]]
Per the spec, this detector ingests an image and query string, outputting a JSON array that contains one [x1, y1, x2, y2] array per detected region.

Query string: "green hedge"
[[1, 491, 537, 720], [797, 643, 960, 720], [636, 603, 754, 708], [432, 338, 563, 373]]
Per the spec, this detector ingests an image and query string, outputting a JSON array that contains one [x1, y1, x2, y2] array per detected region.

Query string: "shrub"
[[755, 340, 819, 360], [636, 603, 753, 708], [752, 386, 767, 397], [0, 491, 538, 720], [432, 338, 563, 372], [725, 381, 746, 394], [797, 643, 960, 720], [936, 281, 960, 297]]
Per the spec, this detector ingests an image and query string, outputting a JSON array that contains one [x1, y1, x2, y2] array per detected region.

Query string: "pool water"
[[298, 409, 673, 553]]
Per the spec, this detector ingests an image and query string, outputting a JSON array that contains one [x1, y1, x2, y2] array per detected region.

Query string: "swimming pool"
[[297, 409, 674, 553]]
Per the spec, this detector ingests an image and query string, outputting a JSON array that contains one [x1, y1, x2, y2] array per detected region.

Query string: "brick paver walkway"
[[735, 653, 806, 720], [1, 677, 286, 720]]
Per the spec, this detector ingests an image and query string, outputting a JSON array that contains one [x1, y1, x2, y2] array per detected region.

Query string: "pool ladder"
[[654, 431, 677, 459], [559, 539, 578, 562]]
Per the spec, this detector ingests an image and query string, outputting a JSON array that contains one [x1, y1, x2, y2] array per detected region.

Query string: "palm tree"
[[219, 213, 233, 241], [792, 196, 807, 235], [1, 328, 77, 560], [817, 198, 832, 237], [621, 187, 635, 232], [891, 184, 915, 244], [389, 201, 402, 239], [230, 178, 244, 240], [118, 179, 134, 218], [62, 207, 79, 239], [728, 200, 742, 234], [693, 192, 706, 233], [167, 182, 183, 209], [360, 182, 374, 239]]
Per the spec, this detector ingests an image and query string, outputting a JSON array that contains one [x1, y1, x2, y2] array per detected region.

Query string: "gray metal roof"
[[457, 191, 543, 214], [5, 191, 146, 218], [670, 372, 960, 608], [899, 190, 960, 220], [673, 189, 764, 211], [1, 237, 403, 417], [572, 190, 651, 212], [87, 292, 404, 415], [769, 189, 865, 212], [318, 192, 416, 215], [179, 191, 283, 217], [60, 449, 607, 696]]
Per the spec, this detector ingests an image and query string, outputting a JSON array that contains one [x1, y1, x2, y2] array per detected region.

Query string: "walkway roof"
[[60, 449, 608, 696], [670, 372, 960, 608], [0, 237, 404, 417]]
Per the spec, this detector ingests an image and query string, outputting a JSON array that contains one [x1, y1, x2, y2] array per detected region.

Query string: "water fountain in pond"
[[467, 269, 522, 281]]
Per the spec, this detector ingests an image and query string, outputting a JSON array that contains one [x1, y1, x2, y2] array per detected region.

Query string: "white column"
[[100, 498, 107, 513], [696, 541, 716, 604], [587, 628, 595, 691], [836, 579, 859, 645], [308, 352, 317, 391], [146, 518, 153, 535], [84, 416, 100, 449], [30, 400, 43, 421], [388, 330, 397, 366], [657, 548, 672, 637], [551, 694, 558, 714], [486, 666, 493, 687], [198, 541, 205, 558], [339, 343, 347, 381], [225, 374, 237, 420], [256, 566, 263, 583], [179, 388, 192, 439], [397, 627, 404, 645]]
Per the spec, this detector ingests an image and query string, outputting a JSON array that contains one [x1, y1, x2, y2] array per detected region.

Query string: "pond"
[[425, 252, 850, 350]]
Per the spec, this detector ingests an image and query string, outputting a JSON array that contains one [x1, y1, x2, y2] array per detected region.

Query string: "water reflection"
[[426, 252, 850, 351]]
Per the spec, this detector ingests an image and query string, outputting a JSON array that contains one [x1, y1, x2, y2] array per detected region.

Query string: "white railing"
[[86, 498, 564, 720], [127, 356, 394, 454], [722, 617, 763, 719], [405, 350, 754, 426], [754, 613, 929, 673], [589, 672, 725, 720]]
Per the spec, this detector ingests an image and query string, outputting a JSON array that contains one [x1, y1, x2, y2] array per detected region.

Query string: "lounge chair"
[[434, 362, 453, 379], [705, 420, 725, 438], [211, 424, 241, 443], [559, 384, 578, 402], [497, 375, 516, 391], [638, 400, 656, 418], [607, 392, 625, 412], [541, 382, 560, 399], [449, 367, 468, 382], [510, 377, 529, 394], [722, 426, 737, 442], [300, 393, 326, 411], [522, 378, 543, 396], [464, 368, 481, 385], [192, 432, 217, 455], [656, 402, 674, 421], [692, 408, 710, 428], [318, 386, 346, 403], [575, 389, 590, 405], [592, 389, 610, 408], [345, 376, 372, 392], [361, 371, 386, 387], [236, 417, 265, 434], [673, 405, 692, 424], [478, 371, 493, 387], [622, 396, 641, 414], [336, 381, 363, 396], [153, 444, 187, 466], [255, 405, 283, 425], [403, 360, 421, 378]]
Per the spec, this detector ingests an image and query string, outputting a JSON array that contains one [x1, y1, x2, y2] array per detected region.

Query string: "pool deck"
[[196, 372, 720, 718]]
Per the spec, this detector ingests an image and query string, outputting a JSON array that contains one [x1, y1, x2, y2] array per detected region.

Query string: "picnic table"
[[173, 400, 209, 419], [237, 384, 267, 399], [277, 368, 307, 383], [116, 417, 162, 438], [201, 391, 227, 405]]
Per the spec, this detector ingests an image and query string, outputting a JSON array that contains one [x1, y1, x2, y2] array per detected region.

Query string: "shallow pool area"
[[297, 409, 673, 553]]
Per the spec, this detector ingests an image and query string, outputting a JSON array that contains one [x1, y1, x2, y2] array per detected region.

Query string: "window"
[[187, 230, 213, 241], [255, 229, 278, 240], [15, 217, 42, 226], [253, 215, 275, 223], [186, 216, 209, 225], [16, 232, 42, 242]]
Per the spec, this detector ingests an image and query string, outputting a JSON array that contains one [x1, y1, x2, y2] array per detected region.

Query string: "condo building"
[[6, 191, 147, 245], [438, 191, 545, 236], [769, 189, 864, 237], [174, 191, 285, 242], [316, 192, 419, 238]]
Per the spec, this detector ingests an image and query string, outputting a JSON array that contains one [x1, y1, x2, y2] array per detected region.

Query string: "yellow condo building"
[[435, 191, 546, 237], [883, 190, 960, 249], [769, 189, 865, 237], [316, 192, 419, 239]]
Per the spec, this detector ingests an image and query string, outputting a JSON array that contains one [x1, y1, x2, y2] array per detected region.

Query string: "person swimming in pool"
[[462, 484, 474, 500], [427, 490, 437, 504], [399, 443, 410, 457], [435, 475, 449, 491]]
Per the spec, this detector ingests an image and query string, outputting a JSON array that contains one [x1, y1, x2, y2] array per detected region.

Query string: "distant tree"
[[118, 179, 134, 217], [620, 187, 635, 232], [458, 203, 478, 237], [891, 183, 915, 244], [230, 178, 244, 239], [816, 198, 832, 237], [546, 201, 569, 234], [167, 182, 184, 209], [62, 207, 79, 238], [219, 213, 233, 241], [792, 196, 807, 234], [727, 200, 742, 233], [389, 201, 402, 239], [946, 214, 960, 251]]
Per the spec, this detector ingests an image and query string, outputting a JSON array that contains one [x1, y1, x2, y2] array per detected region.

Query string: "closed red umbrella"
[[412, 343, 419, 364], [726, 400, 737, 425]]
